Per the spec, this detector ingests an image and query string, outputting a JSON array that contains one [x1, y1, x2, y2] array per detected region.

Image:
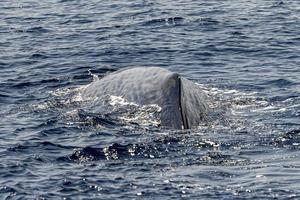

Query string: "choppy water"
[[0, 0, 300, 199]]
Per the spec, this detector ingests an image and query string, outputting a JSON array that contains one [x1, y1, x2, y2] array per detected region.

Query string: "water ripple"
[[0, 0, 299, 199]]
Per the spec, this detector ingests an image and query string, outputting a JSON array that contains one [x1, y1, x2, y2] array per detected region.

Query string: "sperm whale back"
[[82, 67, 208, 129]]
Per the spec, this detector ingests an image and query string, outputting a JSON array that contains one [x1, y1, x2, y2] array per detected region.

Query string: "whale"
[[81, 67, 209, 129]]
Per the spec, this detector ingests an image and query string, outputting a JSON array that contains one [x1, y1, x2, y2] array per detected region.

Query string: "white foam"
[[88, 69, 100, 82], [109, 95, 138, 106]]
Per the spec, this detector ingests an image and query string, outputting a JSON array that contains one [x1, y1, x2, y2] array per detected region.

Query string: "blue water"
[[0, 0, 300, 199]]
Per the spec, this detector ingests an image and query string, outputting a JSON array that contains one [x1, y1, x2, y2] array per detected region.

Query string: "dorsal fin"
[[180, 78, 208, 129], [179, 78, 189, 129]]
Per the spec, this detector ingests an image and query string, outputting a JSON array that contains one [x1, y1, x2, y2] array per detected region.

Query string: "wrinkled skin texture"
[[82, 67, 208, 129]]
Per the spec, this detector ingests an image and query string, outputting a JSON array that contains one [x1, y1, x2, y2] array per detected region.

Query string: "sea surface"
[[0, 0, 300, 199]]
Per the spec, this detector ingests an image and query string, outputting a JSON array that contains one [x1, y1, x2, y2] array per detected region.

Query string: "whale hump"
[[82, 67, 208, 129]]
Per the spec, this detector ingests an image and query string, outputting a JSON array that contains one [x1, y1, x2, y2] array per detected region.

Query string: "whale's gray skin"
[[82, 67, 208, 129]]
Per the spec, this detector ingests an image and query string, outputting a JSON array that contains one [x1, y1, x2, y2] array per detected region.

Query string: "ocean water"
[[0, 0, 299, 199]]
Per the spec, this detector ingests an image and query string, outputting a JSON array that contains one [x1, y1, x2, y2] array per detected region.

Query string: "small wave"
[[68, 146, 106, 162], [72, 18, 94, 24], [142, 17, 185, 26], [31, 53, 48, 59], [26, 26, 51, 33], [269, 0, 285, 8], [67, 143, 147, 162], [272, 130, 300, 148], [8, 141, 75, 153], [9, 77, 62, 90], [0, 92, 12, 104], [195, 17, 220, 25], [58, 0, 76, 2], [260, 78, 295, 88], [65, 133, 222, 163]]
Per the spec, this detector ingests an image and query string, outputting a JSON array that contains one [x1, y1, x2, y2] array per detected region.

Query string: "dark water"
[[1, 0, 300, 199]]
